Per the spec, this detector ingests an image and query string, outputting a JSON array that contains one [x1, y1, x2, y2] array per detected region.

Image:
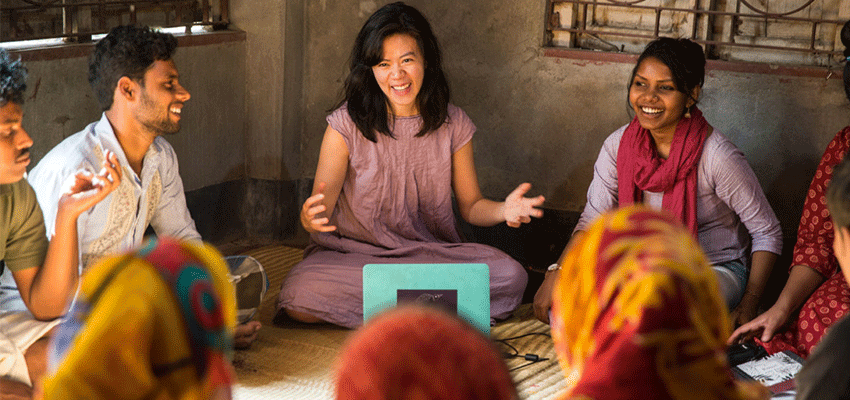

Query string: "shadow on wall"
[[184, 177, 306, 246], [454, 203, 579, 271], [759, 154, 822, 312], [454, 202, 580, 303]]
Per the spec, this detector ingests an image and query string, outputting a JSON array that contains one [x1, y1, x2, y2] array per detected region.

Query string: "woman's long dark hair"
[[335, 2, 450, 142]]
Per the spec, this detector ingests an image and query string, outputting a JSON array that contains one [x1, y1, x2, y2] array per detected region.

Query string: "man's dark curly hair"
[[0, 48, 27, 107], [88, 25, 177, 111]]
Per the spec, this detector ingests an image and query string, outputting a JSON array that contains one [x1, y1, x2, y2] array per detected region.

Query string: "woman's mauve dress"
[[277, 104, 528, 328]]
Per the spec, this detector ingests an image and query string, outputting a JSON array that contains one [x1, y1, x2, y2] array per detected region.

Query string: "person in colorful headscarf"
[[534, 37, 782, 328], [550, 205, 768, 400], [335, 306, 518, 400], [37, 237, 236, 400]]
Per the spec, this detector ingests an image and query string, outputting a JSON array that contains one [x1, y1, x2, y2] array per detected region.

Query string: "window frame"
[[1, 0, 229, 44], [544, 0, 849, 77]]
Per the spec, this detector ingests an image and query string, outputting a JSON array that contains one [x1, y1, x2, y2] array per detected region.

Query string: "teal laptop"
[[362, 263, 491, 334]]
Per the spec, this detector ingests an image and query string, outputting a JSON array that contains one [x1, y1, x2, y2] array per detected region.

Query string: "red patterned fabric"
[[759, 126, 850, 357], [617, 107, 709, 235], [551, 206, 767, 400]]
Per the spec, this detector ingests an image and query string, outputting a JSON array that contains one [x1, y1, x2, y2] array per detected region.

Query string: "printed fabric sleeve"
[[574, 127, 625, 233], [4, 182, 48, 272], [150, 141, 201, 242], [704, 133, 783, 255], [790, 127, 850, 276]]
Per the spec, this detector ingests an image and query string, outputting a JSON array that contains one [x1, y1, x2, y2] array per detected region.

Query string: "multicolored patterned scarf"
[[551, 205, 767, 400], [135, 237, 234, 393], [617, 107, 709, 235], [46, 237, 234, 399], [335, 306, 518, 400]]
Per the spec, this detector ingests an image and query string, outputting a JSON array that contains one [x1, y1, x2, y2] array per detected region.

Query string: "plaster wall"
[[300, 0, 850, 236], [16, 38, 247, 192], [230, 2, 289, 181]]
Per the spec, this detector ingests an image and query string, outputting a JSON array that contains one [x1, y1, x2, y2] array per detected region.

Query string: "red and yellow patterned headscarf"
[[551, 205, 767, 400]]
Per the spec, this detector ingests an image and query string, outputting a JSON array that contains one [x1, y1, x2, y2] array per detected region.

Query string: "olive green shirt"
[[0, 179, 48, 277]]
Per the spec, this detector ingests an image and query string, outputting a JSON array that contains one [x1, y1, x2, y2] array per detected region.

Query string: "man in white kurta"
[[2, 25, 260, 348], [28, 113, 199, 270]]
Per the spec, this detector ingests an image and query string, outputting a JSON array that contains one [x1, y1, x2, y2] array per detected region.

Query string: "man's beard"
[[139, 91, 181, 135]]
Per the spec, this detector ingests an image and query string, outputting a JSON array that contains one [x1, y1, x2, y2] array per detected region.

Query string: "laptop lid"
[[362, 263, 490, 334]]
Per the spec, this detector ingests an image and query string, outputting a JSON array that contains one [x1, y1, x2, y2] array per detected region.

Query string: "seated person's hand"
[[727, 305, 790, 345], [234, 320, 262, 349], [533, 270, 558, 324], [57, 150, 123, 217], [728, 292, 760, 327], [503, 183, 544, 228], [300, 182, 337, 233]]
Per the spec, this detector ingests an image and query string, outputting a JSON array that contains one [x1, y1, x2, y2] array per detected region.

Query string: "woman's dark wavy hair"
[[629, 37, 706, 114], [335, 2, 450, 142], [88, 25, 177, 111], [0, 49, 27, 106]]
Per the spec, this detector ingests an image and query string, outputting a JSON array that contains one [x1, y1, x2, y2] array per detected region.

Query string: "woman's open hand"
[[502, 183, 545, 228]]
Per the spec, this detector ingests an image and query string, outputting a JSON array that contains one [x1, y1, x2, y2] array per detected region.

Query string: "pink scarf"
[[617, 106, 708, 235]]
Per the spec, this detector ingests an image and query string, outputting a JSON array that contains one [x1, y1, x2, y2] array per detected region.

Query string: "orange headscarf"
[[551, 205, 767, 400]]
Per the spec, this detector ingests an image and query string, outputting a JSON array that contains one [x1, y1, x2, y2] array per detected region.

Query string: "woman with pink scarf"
[[534, 38, 782, 329]]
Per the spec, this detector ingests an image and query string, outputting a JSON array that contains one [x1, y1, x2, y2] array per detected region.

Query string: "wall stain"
[[28, 77, 41, 101], [53, 115, 71, 125], [358, 1, 377, 18]]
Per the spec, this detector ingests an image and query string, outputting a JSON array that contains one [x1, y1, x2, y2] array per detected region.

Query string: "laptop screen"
[[397, 289, 458, 313], [363, 263, 490, 334]]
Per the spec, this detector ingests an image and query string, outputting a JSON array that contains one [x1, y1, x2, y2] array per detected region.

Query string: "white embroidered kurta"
[[29, 113, 201, 268]]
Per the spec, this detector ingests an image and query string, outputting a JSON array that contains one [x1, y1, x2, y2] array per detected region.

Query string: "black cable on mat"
[[494, 332, 552, 372]]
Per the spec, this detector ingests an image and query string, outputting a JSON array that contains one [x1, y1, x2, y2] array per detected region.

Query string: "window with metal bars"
[[545, 0, 848, 69], [1, 0, 229, 43]]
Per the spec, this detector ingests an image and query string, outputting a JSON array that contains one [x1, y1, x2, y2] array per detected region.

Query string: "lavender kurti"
[[277, 105, 528, 328], [577, 125, 783, 264]]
